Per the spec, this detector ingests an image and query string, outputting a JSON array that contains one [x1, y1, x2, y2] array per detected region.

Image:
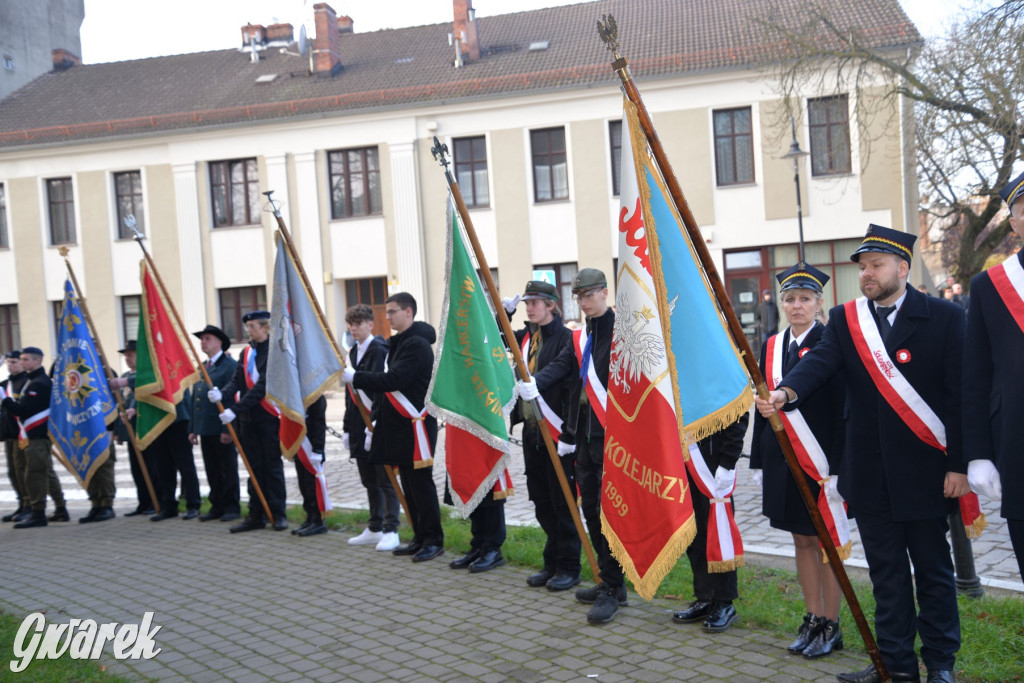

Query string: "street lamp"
[[780, 116, 810, 263]]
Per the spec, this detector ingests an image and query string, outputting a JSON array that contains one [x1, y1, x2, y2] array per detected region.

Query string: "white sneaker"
[[348, 528, 383, 546], [375, 531, 400, 551]]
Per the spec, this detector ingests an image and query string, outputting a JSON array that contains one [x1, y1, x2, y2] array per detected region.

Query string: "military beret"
[[242, 311, 271, 323]]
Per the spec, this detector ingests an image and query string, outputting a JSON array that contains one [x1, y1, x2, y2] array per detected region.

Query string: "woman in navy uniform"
[[750, 263, 845, 658]]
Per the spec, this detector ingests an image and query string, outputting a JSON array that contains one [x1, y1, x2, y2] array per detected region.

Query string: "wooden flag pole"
[[261, 193, 414, 533], [58, 248, 160, 514], [597, 16, 887, 680], [126, 219, 273, 524], [429, 138, 601, 582]]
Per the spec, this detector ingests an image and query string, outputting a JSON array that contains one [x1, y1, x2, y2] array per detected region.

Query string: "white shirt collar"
[[356, 335, 373, 364], [874, 289, 908, 324], [790, 322, 816, 347], [207, 350, 223, 365]]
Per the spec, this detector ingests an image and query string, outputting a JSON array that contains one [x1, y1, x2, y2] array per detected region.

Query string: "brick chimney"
[[337, 15, 354, 34], [313, 3, 342, 75], [240, 24, 266, 47], [51, 48, 80, 71], [266, 23, 294, 43], [453, 0, 479, 62]]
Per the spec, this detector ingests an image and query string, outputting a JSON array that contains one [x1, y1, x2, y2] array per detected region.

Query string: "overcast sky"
[[79, 0, 988, 64]]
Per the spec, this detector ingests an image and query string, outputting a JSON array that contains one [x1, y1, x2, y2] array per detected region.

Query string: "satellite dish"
[[298, 25, 308, 56]]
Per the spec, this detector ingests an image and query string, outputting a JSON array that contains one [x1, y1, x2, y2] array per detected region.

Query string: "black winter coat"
[[343, 335, 388, 436]]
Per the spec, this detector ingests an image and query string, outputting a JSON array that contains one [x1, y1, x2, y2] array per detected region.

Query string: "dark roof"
[[0, 0, 919, 148]]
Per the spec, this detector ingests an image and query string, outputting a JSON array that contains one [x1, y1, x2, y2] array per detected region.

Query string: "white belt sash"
[[385, 390, 433, 469], [684, 442, 743, 572], [987, 253, 1024, 335], [520, 333, 564, 439], [572, 327, 607, 427]]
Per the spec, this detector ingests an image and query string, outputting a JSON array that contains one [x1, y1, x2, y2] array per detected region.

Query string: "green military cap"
[[522, 280, 559, 301], [571, 268, 607, 293]]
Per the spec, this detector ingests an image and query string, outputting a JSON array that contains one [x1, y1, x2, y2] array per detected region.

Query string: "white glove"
[[501, 294, 521, 315], [518, 378, 540, 401], [311, 452, 324, 466], [342, 433, 350, 451], [364, 430, 372, 451], [556, 440, 575, 456], [749, 469, 763, 486], [968, 459, 1002, 500], [218, 408, 236, 425], [342, 367, 356, 383], [714, 466, 736, 495], [0, 386, 6, 401], [207, 387, 223, 403]]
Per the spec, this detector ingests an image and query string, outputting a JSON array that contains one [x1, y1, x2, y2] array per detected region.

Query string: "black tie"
[[876, 305, 896, 342], [787, 340, 799, 366]]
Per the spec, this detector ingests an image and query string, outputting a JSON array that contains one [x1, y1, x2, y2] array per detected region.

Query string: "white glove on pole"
[[518, 378, 540, 401], [749, 469, 763, 487], [218, 408, 236, 425], [364, 429, 372, 452], [556, 440, 575, 456], [342, 367, 356, 383], [0, 385, 6, 401], [312, 452, 324, 466], [207, 387, 223, 403], [968, 459, 1002, 500], [342, 433, 350, 451], [714, 466, 736, 496], [502, 294, 521, 315]]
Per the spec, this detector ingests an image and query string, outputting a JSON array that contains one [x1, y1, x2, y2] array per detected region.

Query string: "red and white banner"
[[684, 443, 744, 571]]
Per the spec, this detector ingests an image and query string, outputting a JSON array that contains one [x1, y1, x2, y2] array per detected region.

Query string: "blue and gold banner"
[[49, 279, 117, 488]]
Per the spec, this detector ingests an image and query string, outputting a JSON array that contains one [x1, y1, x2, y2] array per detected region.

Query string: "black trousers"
[[575, 435, 624, 589], [468, 499, 506, 553], [148, 421, 201, 513], [523, 425, 581, 575], [239, 418, 286, 523], [293, 458, 321, 524], [200, 434, 239, 515], [857, 510, 960, 672], [126, 440, 158, 511], [1010, 518, 1024, 579], [86, 446, 116, 508], [685, 469, 738, 602], [398, 464, 442, 546], [352, 439, 400, 533]]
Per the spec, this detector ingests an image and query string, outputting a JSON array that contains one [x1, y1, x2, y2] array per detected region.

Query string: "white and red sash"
[[684, 443, 743, 572], [987, 252, 1024, 335], [294, 439, 332, 513], [242, 346, 279, 417], [520, 333, 563, 439], [492, 466, 514, 500], [385, 391, 433, 469], [845, 298, 986, 536], [17, 409, 50, 448], [572, 327, 607, 428], [766, 329, 851, 560]]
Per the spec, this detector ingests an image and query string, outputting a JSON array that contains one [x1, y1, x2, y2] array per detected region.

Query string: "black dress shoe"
[[93, 507, 116, 522], [2, 507, 26, 522], [788, 613, 819, 653], [527, 568, 555, 587], [48, 507, 70, 522], [292, 521, 312, 536], [469, 550, 506, 573], [273, 518, 289, 531], [392, 542, 423, 556], [449, 549, 482, 569], [803, 618, 842, 659], [219, 512, 240, 522], [182, 509, 200, 520], [837, 665, 921, 682], [124, 508, 151, 517], [702, 601, 738, 633], [13, 511, 47, 528], [412, 544, 445, 562], [11, 510, 31, 523], [926, 671, 954, 683], [296, 521, 327, 537], [79, 507, 100, 524], [150, 510, 178, 521], [545, 572, 582, 591], [229, 518, 265, 533], [672, 599, 713, 623], [198, 512, 222, 522], [575, 583, 628, 604]]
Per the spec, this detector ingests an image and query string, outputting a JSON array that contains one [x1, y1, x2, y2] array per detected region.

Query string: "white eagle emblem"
[[610, 291, 668, 393]]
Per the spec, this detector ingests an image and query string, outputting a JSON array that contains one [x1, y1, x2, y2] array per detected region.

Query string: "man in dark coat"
[[114, 340, 159, 517], [963, 170, 1024, 578], [1, 350, 28, 522], [209, 310, 288, 532], [757, 225, 968, 683], [343, 304, 401, 551], [522, 268, 626, 625], [292, 395, 327, 537], [188, 325, 239, 522], [2, 347, 55, 528], [755, 289, 780, 347], [503, 280, 580, 589], [346, 292, 443, 562]]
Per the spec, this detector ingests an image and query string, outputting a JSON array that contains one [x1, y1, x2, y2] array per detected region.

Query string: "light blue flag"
[[49, 279, 117, 488]]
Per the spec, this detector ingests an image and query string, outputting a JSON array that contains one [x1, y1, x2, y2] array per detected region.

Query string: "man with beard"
[[756, 224, 967, 683]]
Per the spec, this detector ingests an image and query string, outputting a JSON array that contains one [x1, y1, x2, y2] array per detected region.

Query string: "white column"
[[389, 142, 427, 314], [173, 162, 206, 333], [294, 151, 325, 303]]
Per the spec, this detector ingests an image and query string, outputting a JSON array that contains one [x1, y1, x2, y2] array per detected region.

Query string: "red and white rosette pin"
[[895, 349, 912, 364], [798, 347, 810, 358]]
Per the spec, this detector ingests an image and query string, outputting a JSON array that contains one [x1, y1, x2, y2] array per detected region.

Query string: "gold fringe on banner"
[[964, 513, 988, 539], [822, 540, 853, 564], [708, 555, 746, 573], [603, 510, 698, 602]]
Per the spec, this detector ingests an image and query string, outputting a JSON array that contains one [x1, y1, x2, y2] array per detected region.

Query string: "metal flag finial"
[[430, 136, 450, 170], [124, 214, 145, 243], [597, 14, 621, 60], [262, 190, 283, 217]]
